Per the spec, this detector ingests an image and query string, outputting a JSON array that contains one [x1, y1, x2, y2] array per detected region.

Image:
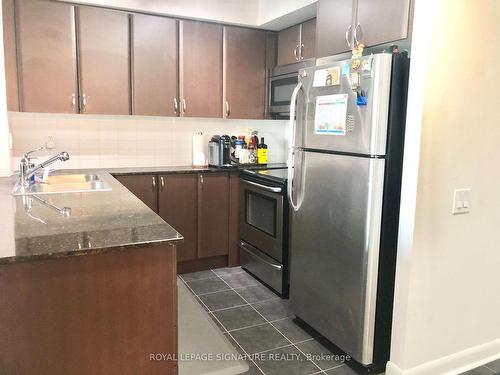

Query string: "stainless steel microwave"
[[268, 59, 315, 116]]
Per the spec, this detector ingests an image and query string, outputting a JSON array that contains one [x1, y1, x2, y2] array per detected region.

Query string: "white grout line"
[[317, 363, 346, 372], [179, 277, 266, 375], [213, 271, 325, 375], [210, 303, 250, 313]]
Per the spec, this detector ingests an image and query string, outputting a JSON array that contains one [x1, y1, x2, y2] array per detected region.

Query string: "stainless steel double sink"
[[12, 173, 111, 196]]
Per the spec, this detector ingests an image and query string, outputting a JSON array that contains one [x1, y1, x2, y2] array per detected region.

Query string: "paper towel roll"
[[192, 132, 207, 167]]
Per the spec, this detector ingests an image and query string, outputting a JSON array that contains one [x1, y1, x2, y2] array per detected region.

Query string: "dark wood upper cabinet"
[[2, 0, 19, 111], [180, 20, 222, 118], [277, 24, 301, 65], [15, 0, 78, 113], [300, 18, 317, 60], [132, 14, 178, 117], [316, 0, 411, 58], [77, 6, 130, 115], [158, 174, 198, 262], [356, 0, 410, 47], [198, 173, 229, 259], [224, 27, 266, 120], [114, 174, 157, 212], [316, 0, 354, 58]]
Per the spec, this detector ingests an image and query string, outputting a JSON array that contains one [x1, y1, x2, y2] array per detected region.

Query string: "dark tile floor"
[[180, 266, 500, 375]]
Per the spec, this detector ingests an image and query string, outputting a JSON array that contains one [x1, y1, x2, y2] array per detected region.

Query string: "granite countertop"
[[0, 163, 287, 265], [105, 162, 287, 176]]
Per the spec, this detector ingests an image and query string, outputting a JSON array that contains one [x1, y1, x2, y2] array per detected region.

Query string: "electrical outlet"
[[452, 188, 471, 215], [45, 136, 56, 150]]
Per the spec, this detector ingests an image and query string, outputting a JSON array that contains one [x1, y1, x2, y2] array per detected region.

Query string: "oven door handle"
[[241, 179, 282, 193]]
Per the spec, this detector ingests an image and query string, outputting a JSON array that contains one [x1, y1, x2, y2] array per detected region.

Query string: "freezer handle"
[[288, 81, 303, 212]]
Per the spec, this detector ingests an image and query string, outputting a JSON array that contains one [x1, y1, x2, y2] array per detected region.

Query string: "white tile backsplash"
[[9, 112, 289, 170]]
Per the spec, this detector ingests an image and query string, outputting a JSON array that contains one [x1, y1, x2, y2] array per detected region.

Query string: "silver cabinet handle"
[[182, 98, 186, 114], [160, 176, 165, 191], [199, 174, 203, 184], [345, 25, 353, 48], [225, 101, 230, 117], [241, 179, 282, 193], [293, 45, 299, 61], [81, 94, 88, 113], [71, 94, 77, 111], [300, 44, 304, 60], [354, 23, 362, 46], [173, 97, 179, 114], [152, 176, 156, 191]]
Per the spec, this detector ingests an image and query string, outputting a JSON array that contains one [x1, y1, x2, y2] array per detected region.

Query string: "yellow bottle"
[[257, 137, 268, 164]]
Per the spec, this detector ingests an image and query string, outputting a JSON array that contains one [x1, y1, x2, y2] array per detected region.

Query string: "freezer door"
[[289, 151, 385, 365], [299, 53, 393, 156]]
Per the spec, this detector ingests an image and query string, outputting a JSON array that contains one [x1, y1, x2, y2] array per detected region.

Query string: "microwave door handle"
[[288, 81, 303, 212]]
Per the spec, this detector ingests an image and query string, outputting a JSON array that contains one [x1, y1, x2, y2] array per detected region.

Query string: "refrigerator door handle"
[[288, 81, 304, 212]]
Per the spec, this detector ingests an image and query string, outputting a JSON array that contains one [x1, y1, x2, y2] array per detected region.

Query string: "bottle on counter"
[[257, 137, 268, 164]]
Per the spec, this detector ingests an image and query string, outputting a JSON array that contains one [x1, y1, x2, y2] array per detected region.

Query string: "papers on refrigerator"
[[314, 94, 348, 136]]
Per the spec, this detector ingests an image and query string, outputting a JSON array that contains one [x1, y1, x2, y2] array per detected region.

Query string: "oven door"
[[240, 179, 284, 262], [269, 73, 298, 114]]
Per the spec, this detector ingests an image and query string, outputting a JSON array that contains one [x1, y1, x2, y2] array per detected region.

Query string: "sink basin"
[[12, 174, 112, 196]]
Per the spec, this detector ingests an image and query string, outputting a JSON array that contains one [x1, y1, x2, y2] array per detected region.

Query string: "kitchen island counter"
[[0, 169, 183, 265]]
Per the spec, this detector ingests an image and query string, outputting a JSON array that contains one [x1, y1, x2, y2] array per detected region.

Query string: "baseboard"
[[386, 338, 500, 375]]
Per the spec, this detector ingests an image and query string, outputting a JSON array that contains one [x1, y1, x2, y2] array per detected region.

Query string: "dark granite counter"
[[0, 163, 287, 265], [105, 162, 287, 176], [0, 171, 182, 264]]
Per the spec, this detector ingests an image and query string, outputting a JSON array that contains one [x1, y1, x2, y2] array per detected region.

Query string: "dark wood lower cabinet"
[[0, 244, 178, 375], [158, 174, 198, 262], [197, 173, 229, 259], [114, 174, 158, 212], [115, 171, 238, 272]]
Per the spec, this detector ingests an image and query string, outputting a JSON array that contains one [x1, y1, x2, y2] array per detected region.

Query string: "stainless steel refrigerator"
[[287, 52, 409, 370]]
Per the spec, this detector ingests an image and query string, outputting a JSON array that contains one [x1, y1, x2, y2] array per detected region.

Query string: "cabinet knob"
[[71, 94, 77, 111], [81, 94, 88, 113], [182, 98, 187, 115], [173, 98, 179, 114], [353, 23, 363, 46], [345, 25, 353, 48]]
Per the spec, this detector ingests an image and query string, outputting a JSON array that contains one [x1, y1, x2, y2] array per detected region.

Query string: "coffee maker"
[[208, 135, 232, 167]]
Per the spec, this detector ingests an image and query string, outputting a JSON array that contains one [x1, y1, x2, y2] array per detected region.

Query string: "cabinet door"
[[3, 0, 19, 111], [16, 0, 78, 113], [224, 27, 266, 119], [77, 7, 130, 115], [114, 175, 157, 212], [300, 18, 316, 60], [356, 0, 410, 47], [316, 0, 354, 58], [180, 20, 222, 118], [277, 24, 300, 65], [198, 173, 229, 259], [132, 14, 178, 116], [158, 174, 198, 262]]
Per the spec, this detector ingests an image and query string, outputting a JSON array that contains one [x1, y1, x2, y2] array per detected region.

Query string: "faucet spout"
[[20, 151, 70, 187]]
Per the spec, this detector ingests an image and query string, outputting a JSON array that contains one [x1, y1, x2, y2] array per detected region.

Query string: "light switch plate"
[[452, 188, 471, 215]]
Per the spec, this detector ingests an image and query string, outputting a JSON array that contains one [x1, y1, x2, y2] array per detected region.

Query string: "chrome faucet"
[[19, 148, 70, 188]]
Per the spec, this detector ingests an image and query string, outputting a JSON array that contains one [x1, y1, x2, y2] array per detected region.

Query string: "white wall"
[[0, 2, 12, 176], [387, 1, 500, 374], [57, 0, 317, 29], [9, 112, 288, 170]]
